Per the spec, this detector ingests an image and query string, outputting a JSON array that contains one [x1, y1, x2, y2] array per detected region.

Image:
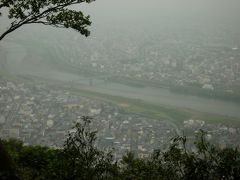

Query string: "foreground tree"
[[0, 0, 94, 41], [120, 131, 240, 180], [0, 117, 118, 180], [1, 119, 240, 179], [51, 116, 119, 180], [0, 139, 19, 180]]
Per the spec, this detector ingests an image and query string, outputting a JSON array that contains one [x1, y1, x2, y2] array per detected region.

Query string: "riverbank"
[[11, 74, 240, 127], [2, 40, 240, 126]]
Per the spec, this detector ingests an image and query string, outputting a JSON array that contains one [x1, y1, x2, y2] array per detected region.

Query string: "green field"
[[1, 40, 240, 127], [63, 85, 240, 127], [2, 68, 240, 128]]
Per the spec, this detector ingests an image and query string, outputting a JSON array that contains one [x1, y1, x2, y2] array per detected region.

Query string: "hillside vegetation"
[[1, 117, 240, 180]]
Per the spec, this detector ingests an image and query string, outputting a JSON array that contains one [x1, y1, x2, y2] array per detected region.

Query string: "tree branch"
[[0, 0, 88, 41]]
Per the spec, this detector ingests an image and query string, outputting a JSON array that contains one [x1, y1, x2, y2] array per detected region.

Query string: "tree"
[[47, 116, 118, 180], [0, 0, 95, 41], [2, 124, 240, 179], [0, 117, 118, 179], [17, 145, 57, 180], [0, 138, 21, 180]]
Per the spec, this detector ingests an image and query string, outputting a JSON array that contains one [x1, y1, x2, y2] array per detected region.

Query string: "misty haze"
[[1, 0, 240, 179]]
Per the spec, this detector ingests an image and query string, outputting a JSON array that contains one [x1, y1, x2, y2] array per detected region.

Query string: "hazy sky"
[[78, 0, 240, 42], [0, 0, 240, 43]]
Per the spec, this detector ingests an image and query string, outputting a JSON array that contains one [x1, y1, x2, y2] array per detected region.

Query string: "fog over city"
[[1, 0, 240, 156]]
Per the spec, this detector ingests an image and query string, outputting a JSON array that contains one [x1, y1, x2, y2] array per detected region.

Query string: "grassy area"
[[2, 43, 240, 128], [2, 72, 240, 127], [1, 59, 240, 128], [0, 68, 16, 80], [12, 72, 240, 126], [64, 86, 240, 127]]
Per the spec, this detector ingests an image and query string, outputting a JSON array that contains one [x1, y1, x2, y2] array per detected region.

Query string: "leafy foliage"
[[51, 116, 118, 180], [0, 0, 94, 40], [119, 131, 240, 180], [1, 117, 240, 180]]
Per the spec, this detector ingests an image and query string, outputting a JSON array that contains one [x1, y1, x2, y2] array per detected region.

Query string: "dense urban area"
[[1, 0, 240, 160], [1, 77, 240, 158], [54, 31, 240, 93], [1, 0, 240, 179], [1, 24, 240, 159]]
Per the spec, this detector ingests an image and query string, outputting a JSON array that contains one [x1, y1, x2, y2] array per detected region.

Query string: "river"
[[2, 41, 240, 118]]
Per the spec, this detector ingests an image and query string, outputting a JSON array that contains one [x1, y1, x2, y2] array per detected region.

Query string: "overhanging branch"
[[0, 0, 88, 41]]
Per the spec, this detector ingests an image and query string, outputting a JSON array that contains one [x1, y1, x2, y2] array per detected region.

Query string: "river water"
[[2, 41, 240, 118]]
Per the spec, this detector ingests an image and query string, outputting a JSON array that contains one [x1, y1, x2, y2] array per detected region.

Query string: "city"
[[1, 78, 239, 159]]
